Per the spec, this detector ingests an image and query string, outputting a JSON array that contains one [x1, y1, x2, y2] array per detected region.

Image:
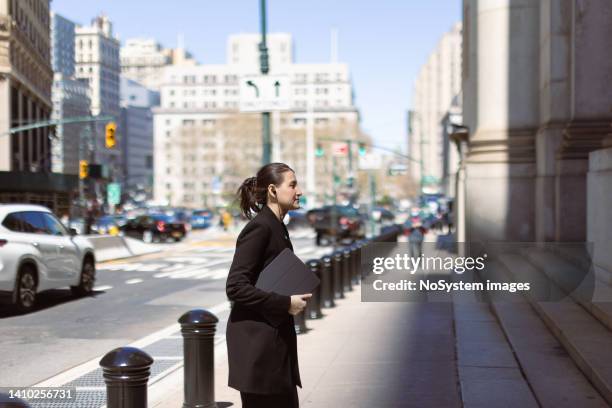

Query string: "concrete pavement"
[[149, 232, 609, 408]]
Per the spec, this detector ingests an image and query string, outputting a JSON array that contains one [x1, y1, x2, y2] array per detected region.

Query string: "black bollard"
[[320, 255, 335, 308], [360, 239, 371, 279], [332, 250, 345, 299], [100, 347, 153, 408], [179, 309, 219, 408], [342, 247, 353, 292], [350, 244, 360, 285], [294, 310, 308, 334], [305, 259, 323, 319]]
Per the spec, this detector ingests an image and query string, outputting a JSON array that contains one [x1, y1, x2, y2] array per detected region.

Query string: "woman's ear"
[[268, 184, 277, 200]]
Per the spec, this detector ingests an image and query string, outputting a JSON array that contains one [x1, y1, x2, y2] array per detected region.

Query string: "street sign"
[[332, 142, 348, 157], [107, 183, 121, 205], [239, 74, 290, 112], [358, 152, 383, 170]]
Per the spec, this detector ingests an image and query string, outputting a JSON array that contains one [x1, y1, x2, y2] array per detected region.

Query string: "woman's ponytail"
[[238, 176, 260, 219]]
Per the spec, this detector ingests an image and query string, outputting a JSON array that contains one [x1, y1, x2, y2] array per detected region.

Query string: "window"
[[2, 213, 23, 232], [18, 212, 49, 234], [42, 213, 67, 236]]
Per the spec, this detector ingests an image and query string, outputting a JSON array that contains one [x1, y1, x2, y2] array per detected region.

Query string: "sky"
[[52, 0, 461, 152]]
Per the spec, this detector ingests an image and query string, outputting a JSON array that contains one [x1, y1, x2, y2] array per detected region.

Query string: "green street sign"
[[107, 183, 121, 205]]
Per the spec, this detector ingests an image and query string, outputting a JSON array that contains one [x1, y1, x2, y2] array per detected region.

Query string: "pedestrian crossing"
[[97, 244, 326, 282]]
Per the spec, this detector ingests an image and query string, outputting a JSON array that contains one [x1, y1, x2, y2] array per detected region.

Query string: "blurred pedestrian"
[[222, 210, 232, 231], [407, 222, 427, 258]]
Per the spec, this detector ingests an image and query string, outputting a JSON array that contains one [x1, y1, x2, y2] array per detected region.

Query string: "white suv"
[[0, 204, 96, 312]]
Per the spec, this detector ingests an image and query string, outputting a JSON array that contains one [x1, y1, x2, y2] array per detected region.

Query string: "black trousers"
[[240, 387, 298, 408]]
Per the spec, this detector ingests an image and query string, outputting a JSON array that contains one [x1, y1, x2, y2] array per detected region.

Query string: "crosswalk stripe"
[[169, 268, 210, 279], [93, 285, 112, 291], [126, 278, 143, 284]]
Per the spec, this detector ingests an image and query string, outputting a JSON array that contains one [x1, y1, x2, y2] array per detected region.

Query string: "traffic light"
[[315, 144, 324, 157], [358, 143, 367, 156], [79, 160, 88, 179], [105, 122, 117, 149]]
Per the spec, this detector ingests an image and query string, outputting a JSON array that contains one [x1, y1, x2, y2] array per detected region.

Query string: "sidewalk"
[[149, 233, 609, 407], [150, 282, 461, 408], [151, 232, 463, 407]]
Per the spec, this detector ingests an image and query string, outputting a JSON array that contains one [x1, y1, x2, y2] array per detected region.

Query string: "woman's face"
[[270, 171, 302, 211]]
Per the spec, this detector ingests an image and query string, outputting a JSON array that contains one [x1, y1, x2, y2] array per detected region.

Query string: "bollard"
[[332, 250, 345, 299], [179, 309, 219, 408], [350, 244, 360, 285], [305, 259, 323, 319], [294, 310, 308, 334], [360, 239, 371, 279], [320, 255, 335, 308], [100, 347, 153, 408], [342, 247, 353, 292]]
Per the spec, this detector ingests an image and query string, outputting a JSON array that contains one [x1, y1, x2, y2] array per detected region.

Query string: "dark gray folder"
[[255, 248, 320, 296]]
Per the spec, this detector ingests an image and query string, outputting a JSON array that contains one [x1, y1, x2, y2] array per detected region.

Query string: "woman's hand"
[[288, 293, 312, 315]]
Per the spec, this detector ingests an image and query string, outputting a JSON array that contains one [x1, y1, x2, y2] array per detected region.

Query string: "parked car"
[[0, 204, 96, 312], [307, 205, 365, 245], [190, 209, 213, 229], [120, 214, 187, 243]]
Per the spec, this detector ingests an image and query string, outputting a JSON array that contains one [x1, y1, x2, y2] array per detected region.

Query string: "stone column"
[[555, 0, 612, 241], [535, 0, 572, 242], [463, 0, 540, 242]]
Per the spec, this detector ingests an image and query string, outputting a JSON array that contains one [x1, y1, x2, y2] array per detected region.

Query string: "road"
[[0, 226, 323, 388]]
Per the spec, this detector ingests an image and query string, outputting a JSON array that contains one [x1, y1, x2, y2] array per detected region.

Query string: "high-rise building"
[[120, 38, 196, 91], [152, 34, 362, 208], [120, 76, 158, 199], [0, 1, 76, 214], [50, 12, 91, 175], [75, 14, 122, 179], [408, 22, 462, 194]]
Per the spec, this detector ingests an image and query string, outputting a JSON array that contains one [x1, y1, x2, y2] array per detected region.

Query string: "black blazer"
[[225, 205, 301, 394]]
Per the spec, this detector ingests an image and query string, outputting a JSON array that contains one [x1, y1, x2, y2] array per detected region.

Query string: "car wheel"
[[16, 265, 37, 312], [71, 258, 95, 297], [143, 230, 153, 243]]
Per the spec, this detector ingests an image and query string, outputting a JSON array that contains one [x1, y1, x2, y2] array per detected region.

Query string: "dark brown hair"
[[237, 162, 294, 219]]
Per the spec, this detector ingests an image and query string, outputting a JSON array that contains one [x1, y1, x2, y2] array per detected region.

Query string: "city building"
[[120, 76, 158, 200], [50, 12, 91, 175], [408, 22, 462, 194], [120, 37, 197, 91], [75, 14, 122, 181], [152, 33, 362, 209], [0, 0, 76, 214]]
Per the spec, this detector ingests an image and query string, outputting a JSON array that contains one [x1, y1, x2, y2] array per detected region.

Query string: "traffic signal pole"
[[259, 0, 271, 165]]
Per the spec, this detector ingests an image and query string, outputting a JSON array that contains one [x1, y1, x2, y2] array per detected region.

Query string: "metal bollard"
[[294, 310, 308, 334], [305, 259, 323, 319], [100, 347, 153, 408], [360, 239, 371, 279], [350, 244, 360, 285], [342, 247, 353, 292], [332, 250, 345, 299], [320, 255, 335, 308], [179, 309, 219, 408]]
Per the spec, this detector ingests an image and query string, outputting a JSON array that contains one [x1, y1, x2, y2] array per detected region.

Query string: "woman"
[[226, 162, 311, 408]]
